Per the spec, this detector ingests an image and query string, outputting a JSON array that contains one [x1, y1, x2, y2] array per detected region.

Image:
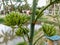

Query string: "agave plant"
[[4, 11, 30, 45], [16, 26, 29, 37], [4, 11, 30, 27], [42, 24, 56, 37], [3, 0, 60, 45]]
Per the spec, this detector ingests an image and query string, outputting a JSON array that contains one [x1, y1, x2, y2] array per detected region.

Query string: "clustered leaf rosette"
[[15, 26, 29, 36], [42, 24, 56, 37], [4, 11, 30, 27]]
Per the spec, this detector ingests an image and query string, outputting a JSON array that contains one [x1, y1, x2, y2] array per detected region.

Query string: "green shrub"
[[16, 26, 29, 36], [4, 11, 30, 27], [4, 11, 30, 37], [42, 24, 56, 37]]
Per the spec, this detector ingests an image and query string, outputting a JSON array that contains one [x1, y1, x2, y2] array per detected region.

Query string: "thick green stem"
[[29, 0, 37, 45], [29, 23, 35, 45], [50, 0, 52, 4]]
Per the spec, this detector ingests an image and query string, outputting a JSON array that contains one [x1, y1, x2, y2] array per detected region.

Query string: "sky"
[[0, 0, 46, 7], [0, 0, 46, 10], [27, 0, 46, 7]]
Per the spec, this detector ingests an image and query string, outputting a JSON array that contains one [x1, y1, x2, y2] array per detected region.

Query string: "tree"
[[29, 0, 60, 45], [4, 11, 30, 44], [4, 0, 60, 45]]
